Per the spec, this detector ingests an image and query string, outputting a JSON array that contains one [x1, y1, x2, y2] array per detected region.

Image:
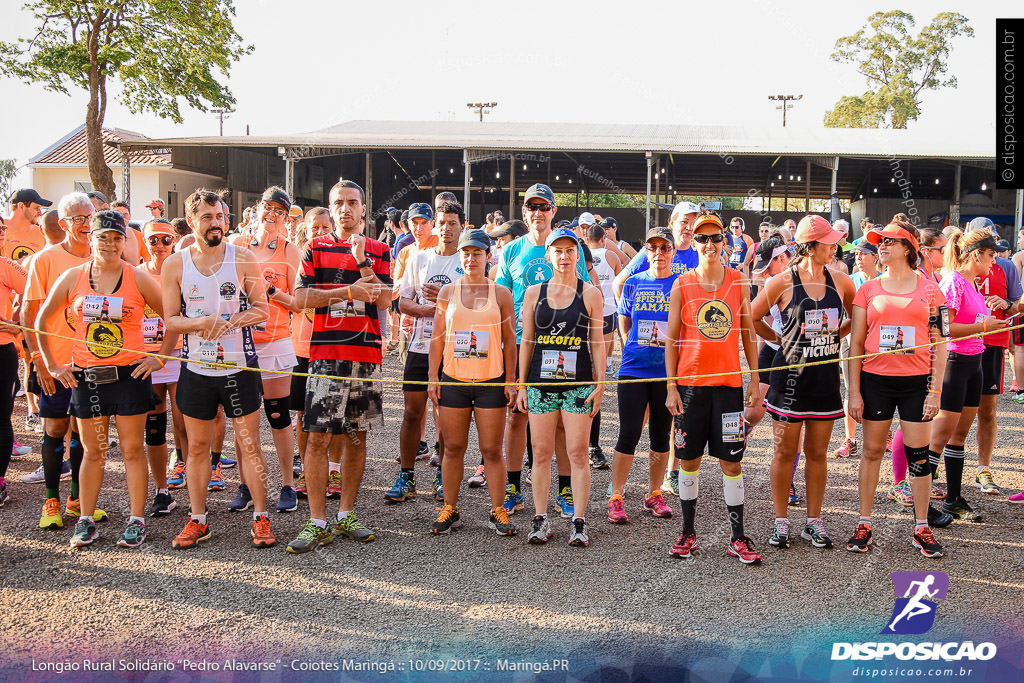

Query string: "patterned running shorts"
[[303, 359, 384, 434], [526, 384, 594, 415]]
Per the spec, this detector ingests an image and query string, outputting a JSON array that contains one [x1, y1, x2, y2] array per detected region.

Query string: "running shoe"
[[568, 518, 589, 547], [643, 491, 673, 518], [0, 479, 7, 508], [64, 498, 107, 522], [888, 480, 914, 506], [669, 530, 698, 558], [927, 504, 954, 528], [801, 520, 834, 548], [252, 514, 276, 547], [1013, 378, 1020, 392], [606, 495, 628, 524], [70, 518, 98, 547], [207, 463, 225, 491], [219, 456, 236, 469], [556, 486, 574, 518], [931, 481, 946, 500], [845, 523, 873, 553], [768, 519, 791, 548], [1012, 391, 1024, 404], [148, 491, 177, 516], [432, 471, 444, 502], [287, 520, 333, 554], [384, 472, 416, 503], [788, 484, 801, 506], [39, 497, 63, 529], [167, 459, 186, 489], [727, 535, 762, 564], [488, 507, 516, 536], [974, 468, 1001, 495], [11, 441, 31, 458], [942, 495, 983, 522], [172, 518, 211, 549], [527, 515, 552, 544], [117, 519, 147, 548], [333, 512, 375, 542], [912, 526, 944, 558], [1009, 490, 1024, 504], [467, 465, 486, 488], [295, 472, 307, 497], [429, 442, 440, 467], [589, 446, 609, 470], [431, 504, 462, 535], [22, 459, 70, 484], [327, 471, 342, 498], [664, 470, 680, 496], [227, 484, 253, 511], [25, 413, 42, 433], [503, 483, 524, 514], [416, 440, 429, 461], [830, 438, 857, 458], [276, 486, 298, 513]]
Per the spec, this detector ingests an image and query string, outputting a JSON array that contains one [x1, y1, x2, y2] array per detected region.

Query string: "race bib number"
[[329, 299, 365, 318], [636, 319, 666, 347], [83, 295, 123, 322], [721, 411, 744, 443], [803, 308, 839, 338], [410, 318, 434, 354], [975, 312, 988, 325], [453, 330, 488, 359], [879, 325, 914, 355], [730, 250, 742, 264], [540, 349, 576, 379], [197, 338, 238, 367], [142, 317, 166, 345]]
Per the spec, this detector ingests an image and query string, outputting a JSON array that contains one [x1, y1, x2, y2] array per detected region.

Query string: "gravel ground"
[[2, 351, 1024, 678]]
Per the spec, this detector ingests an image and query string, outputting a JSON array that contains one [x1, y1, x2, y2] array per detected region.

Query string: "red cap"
[[146, 199, 165, 209], [866, 223, 920, 253], [795, 215, 845, 244]]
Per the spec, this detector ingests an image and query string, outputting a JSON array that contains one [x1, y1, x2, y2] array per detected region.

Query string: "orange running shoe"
[[172, 518, 211, 549], [251, 514, 276, 548]]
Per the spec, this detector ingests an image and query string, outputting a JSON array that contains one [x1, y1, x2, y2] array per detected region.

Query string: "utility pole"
[[768, 94, 803, 127], [211, 108, 234, 135], [466, 102, 498, 122]]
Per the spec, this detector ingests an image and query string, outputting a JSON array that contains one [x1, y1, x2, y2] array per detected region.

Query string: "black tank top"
[[527, 279, 593, 384], [770, 266, 844, 397]]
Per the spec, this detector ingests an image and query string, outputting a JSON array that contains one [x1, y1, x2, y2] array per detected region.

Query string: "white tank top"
[[180, 243, 258, 377], [590, 248, 616, 316]]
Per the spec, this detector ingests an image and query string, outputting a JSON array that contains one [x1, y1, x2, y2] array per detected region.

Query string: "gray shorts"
[[303, 359, 384, 434]]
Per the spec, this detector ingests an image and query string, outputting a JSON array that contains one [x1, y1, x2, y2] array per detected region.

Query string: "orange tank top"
[[291, 306, 314, 359], [70, 262, 147, 367], [140, 261, 181, 352], [675, 267, 744, 387], [253, 239, 293, 344], [442, 279, 504, 382]]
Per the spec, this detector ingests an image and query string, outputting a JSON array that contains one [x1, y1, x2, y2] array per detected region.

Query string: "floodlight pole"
[[467, 102, 498, 122], [645, 152, 653, 228], [768, 95, 802, 127]]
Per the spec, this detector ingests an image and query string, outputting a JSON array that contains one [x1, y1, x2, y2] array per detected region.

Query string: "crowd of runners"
[[1, 180, 1022, 562]]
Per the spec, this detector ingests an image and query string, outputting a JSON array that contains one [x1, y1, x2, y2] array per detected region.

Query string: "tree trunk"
[[85, 23, 115, 201]]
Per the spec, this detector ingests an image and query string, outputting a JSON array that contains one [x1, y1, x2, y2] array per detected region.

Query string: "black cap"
[[855, 241, 879, 255], [645, 227, 674, 244], [599, 217, 618, 229], [488, 220, 528, 240], [752, 238, 789, 275], [996, 239, 1012, 252], [87, 190, 110, 205], [261, 187, 292, 211], [10, 188, 52, 207], [458, 228, 492, 252], [90, 209, 127, 236]]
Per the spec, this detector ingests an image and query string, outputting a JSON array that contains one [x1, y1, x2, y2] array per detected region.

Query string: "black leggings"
[[0, 343, 17, 478], [615, 377, 671, 454]]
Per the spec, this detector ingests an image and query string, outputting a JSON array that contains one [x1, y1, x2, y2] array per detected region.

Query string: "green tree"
[[0, 159, 18, 204], [0, 1, 252, 200], [824, 10, 973, 129]]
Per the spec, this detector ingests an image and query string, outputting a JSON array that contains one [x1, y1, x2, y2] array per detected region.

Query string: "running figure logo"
[[882, 571, 949, 635]]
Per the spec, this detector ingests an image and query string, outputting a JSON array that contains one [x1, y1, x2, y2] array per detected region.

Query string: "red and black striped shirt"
[[296, 233, 392, 364]]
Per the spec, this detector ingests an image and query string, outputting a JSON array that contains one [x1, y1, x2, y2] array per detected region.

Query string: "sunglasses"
[[147, 235, 175, 246], [693, 233, 726, 244], [879, 237, 905, 246], [262, 205, 287, 217], [922, 245, 945, 254], [523, 203, 554, 213], [644, 243, 675, 254]]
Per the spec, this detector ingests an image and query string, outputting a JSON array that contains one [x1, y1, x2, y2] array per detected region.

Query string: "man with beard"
[[3, 189, 50, 263]]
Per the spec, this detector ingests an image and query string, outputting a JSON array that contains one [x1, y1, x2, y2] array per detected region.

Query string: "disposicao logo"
[[831, 572, 997, 662]]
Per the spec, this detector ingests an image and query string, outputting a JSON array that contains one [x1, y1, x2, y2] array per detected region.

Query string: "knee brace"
[[145, 412, 168, 446], [906, 444, 931, 478], [264, 396, 292, 430]]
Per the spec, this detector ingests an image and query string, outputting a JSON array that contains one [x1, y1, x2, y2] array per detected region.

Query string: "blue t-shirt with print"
[[617, 270, 675, 379], [623, 245, 699, 278]]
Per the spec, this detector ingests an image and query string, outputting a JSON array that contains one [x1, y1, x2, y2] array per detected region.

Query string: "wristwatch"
[[356, 258, 371, 269]]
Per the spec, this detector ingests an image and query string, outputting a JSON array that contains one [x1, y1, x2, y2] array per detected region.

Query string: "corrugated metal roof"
[[31, 125, 170, 166], [112, 119, 995, 160]]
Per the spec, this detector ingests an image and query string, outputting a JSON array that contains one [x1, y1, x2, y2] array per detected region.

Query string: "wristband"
[[345, 285, 352, 300], [153, 356, 166, 370], [29, 352, 40, 363], [983, 320, 988, 333], [928, 389, 941, 395]]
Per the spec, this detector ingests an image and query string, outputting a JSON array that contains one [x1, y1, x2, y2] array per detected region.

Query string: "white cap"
[[578, 212, 596, 226], [670, 201, 700, 221]]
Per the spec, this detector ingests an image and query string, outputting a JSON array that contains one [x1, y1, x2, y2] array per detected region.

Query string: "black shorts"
[[940, 352, 983, 413], [403, 351, 439, 393], [757, 343, 779, 378], [603, 314, 615, 335], [981, 345, 1005, 396], [1013, 326, 1024, 346], [27, 371, 73, 418], [176, 366, 263, 420], [438, 373, 507, 409], [860, 372, 930, 423], [672, 385, 746, 463], [290, 356, 309, 411], [70, 369, 157, 419]]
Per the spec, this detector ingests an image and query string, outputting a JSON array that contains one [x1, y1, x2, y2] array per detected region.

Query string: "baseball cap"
[[694, 214, 725, 233], [288, 205, 303, 218], [967, 216, 995, 232], [795, 215, 845, 244], [544, 227, 579, 249], [407, 203, 434, 222], [752, 237, 787, 274], [146, 199, 165, 209], [578, 212, 596, 226], [262, 187, 291, 211], [524, 183, 555, 205], [458, 228, 492, 252], [600, 217, 618, 230], [645, 226, 674, 244], [855, 241, 878, 255], [488, 220, 528, 240], [143, 219, 176, 239], [87, 191, 110, 205], [669, 201, 700, 221], [90, 209, 126, 236], [9, 188, 52, 207], [996, 239, 1011, 252]]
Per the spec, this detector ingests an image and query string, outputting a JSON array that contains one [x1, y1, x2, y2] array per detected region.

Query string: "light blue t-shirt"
[[617, 270, 675, 379], [623, 245, 700, 278], [496, 234, 590, 341]]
